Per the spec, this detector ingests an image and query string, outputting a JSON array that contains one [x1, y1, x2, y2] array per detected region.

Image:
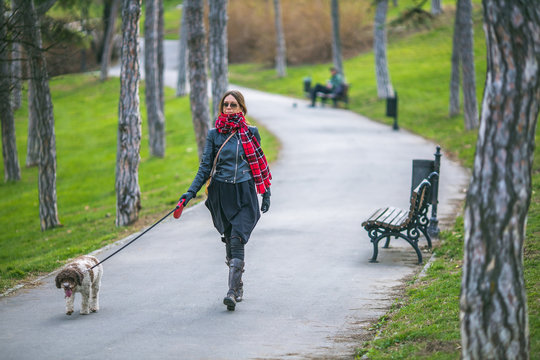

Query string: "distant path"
[[0, 40, 469, 359]]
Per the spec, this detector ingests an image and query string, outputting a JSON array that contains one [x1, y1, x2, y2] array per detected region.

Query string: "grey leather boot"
[[223, 258, 244, 311], [224, 257, 244, 302]]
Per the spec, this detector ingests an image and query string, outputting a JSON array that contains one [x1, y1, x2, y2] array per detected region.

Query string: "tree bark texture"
[[449, 0, 462, 117], [1, 0, 21, 182], [273, 0, 287, 78], [431, 0, 443, 15], [176, 8, 188, 97], [374, 0, 394, 99], [185, 0, 210, 159], [458, 0, 478, 130], [10, 0, 22, 112], [157, 0, 164, 115], [331, 0, 343, 76], [208, 0, 229, 119], [15, 0, 60, 230], [100, 0, 120, 81], [461, 1, 539, 359], [144, 0, 165, 158], [26, 79, 39, 167], [116, 0, 142, 227]]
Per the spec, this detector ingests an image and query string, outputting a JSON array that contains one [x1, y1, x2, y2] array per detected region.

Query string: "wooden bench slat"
[[375, 207, 400, 226], [361, 208, 387, 227]]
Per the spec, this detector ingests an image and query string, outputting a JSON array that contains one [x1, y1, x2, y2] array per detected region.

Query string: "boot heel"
[[223, 295, 236, 311]]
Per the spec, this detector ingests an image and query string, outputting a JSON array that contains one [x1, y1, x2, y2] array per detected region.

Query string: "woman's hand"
[[179, 192, 195, 206], [261, 192, 271, 213]]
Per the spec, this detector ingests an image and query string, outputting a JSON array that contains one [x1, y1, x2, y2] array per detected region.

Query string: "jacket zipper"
[[234, 135, 239, 182]]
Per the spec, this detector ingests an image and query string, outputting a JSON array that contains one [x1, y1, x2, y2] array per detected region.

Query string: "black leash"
[[89, 202, 183, 270]]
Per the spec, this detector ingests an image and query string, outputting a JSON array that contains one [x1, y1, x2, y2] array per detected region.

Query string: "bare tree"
[[331, 0, 343, 76], [459, 0, 478, 130], [116, 0, 142, 227], [431, 0, 443, 15], [10, 0, 22, 111], [100, 0, 120, 81], [208, 0, 229, 118], [144, 0, 165, 158], [26, 79, 39, 167], [1, 0, 21, 182], [461, 1, 539, 359], [176, 7, 188, 97], [374, 0, 394, 98], [157, 0, 164, 116], [14, 0, 61, 230], [449, 0, 478, 130], [273, 0, 287, 78], [449, 3, 462, 117], [185, 0, 210, 159]]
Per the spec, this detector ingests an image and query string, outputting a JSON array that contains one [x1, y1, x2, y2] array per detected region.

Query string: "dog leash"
[[89, 199, 186, 271]]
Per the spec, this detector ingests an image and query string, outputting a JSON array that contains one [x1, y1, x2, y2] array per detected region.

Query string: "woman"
[[179, 90, 272, 311]]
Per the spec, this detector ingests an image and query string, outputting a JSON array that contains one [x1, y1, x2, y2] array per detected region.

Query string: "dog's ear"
[[75, 269, 84, 286], [55, 273, 62, 288]]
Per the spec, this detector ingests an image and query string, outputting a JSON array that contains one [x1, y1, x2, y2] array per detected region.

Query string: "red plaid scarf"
[[215, 113, 272, 194]]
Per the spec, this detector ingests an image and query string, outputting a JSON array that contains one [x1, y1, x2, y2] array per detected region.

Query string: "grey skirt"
[[205, 179, 260, 243]]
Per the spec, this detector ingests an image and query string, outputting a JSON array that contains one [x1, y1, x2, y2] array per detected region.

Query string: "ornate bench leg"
[[383, 236, 391, 248], [369, 234, 388, 263], [397, 234, 423, 265], [419, 227, 432, 248]]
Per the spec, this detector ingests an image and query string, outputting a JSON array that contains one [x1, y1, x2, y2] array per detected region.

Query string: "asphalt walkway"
[[0, 41, 470, 360]]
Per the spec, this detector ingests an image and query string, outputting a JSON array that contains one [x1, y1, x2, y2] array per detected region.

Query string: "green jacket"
[[330, 73, 344, 94]]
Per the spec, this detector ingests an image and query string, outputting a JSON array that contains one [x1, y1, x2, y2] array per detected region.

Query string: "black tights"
[[225, 236, 245, 261]]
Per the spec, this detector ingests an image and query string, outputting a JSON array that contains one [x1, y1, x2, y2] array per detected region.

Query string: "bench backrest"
[[405, 178, 432, 224]]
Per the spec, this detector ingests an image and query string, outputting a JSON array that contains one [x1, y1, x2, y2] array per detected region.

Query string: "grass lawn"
[[229, 5, 539, 359], [0, 73, 278, 293]]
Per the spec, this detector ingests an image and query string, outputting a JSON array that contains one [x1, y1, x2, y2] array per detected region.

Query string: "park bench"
[[316, 83, 350, 108], [303, 77, 350, 108], [361, 172, 438, 265]]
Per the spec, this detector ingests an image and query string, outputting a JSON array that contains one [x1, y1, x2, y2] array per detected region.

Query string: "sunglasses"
[[223, 102, 239, 109]]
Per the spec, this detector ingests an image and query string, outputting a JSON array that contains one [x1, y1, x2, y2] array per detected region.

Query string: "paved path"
[[0, 41, 469, 359]]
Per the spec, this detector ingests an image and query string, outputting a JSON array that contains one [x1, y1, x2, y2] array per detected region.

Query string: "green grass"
[[0, 73, 278, 292], [229, 5, 539, 359]]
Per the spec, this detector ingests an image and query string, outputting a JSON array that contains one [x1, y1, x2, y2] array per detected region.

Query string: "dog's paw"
[[80, 310, 90, 315], [90, 307, 98, 313], [66, 310, 73, 316]]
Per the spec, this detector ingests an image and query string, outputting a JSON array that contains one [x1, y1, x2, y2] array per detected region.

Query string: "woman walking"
[[179, 90, 272, 311]]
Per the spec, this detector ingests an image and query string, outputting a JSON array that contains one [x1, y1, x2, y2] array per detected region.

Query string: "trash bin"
[[386, 94, 398, 118], [303, 77, 312, 95], [411, 159, 434, 203], [386, 91, 398, 130]]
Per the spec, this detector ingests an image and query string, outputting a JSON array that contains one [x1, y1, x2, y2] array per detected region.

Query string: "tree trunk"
[[208, 0, 229, 119], [185, 0, 210, 159], [176, 8, 188, 97], [15, 0, 60, 230], [331, 0, 344, 76], [449, 0, 462, 117], [374, 0, 394, 99], [144, 0, 165, 158], [458, 0, 478, 130], [10, 0, 22, 111], [100, 0, 120, 81], [26, 79, 39, 167], [273, 0, 287, 78], [460, 1, 539, 359], [157, 0, 164, 116], [0, 0, 21, 182], [116, 0, 142, 227], [431, 0, 443, 15]]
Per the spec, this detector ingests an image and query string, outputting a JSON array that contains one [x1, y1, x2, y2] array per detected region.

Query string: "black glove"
[[179, 191, 195, 206], [261, 191, 271, 213]]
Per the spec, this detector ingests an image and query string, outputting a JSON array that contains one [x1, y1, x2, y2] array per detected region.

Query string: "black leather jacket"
[[187, 126, 263, 195]]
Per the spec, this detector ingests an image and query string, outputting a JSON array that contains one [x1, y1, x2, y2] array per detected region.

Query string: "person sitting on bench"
[[309, 67, 344, 107]]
